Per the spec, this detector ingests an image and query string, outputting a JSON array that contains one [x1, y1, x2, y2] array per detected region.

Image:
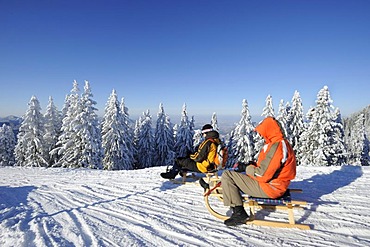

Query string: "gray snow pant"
[[221, 170, 269, 207]]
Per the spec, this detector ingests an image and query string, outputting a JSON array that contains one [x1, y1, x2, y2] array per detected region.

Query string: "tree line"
[[0, 81, 369, 168]]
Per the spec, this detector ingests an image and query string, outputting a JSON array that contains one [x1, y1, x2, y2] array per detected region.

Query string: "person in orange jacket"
[[221, 117, 297, 226], [160, 124, 221, 179]]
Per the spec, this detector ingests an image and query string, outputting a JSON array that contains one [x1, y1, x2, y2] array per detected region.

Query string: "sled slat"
[[246, 219, 311, 230]]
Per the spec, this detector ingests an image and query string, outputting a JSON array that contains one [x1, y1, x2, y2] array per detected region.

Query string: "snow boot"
[[224, 206, 249, 226], [160, 164, 180, 179]]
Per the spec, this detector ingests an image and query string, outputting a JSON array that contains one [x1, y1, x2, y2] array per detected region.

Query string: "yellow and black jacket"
[[190, 130, 220, 173]]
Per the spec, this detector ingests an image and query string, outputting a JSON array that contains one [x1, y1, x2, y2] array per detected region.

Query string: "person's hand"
[[232, 162, 247, 172], [233, 161, 256, 172], [247, 160, 256, 166]]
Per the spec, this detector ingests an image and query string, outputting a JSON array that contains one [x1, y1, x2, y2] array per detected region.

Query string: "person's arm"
[[246, 142, 283, 182], [190, 140, 210, 162]]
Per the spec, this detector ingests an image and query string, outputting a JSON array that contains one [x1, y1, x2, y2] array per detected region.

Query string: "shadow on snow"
[[0, 185, 37, 236], [0, 185, 37, 211], [291, 165, 363, 228]]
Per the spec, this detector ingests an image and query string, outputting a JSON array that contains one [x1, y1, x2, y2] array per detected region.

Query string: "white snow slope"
[[1, 165, 369, 247]]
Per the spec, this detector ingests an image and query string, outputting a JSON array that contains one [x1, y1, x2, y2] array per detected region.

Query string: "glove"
[[233, 162, 247, 172], [247, 160, 256, 166], [232, 161, 256, 173]]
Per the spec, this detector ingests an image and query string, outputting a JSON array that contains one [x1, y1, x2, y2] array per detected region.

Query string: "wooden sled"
[[202, 176, 311, 230]]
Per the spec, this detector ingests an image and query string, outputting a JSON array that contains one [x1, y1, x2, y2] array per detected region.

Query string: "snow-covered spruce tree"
[[43, 96, 62, 166], [193, 129, 202, 149], [76, 81, 103, 169], [133, 119, 141, 169], [60, 94, 70, 118], [101, 90, 134, 170], [348, 105, 370, 141], [211, 112, 219, 132], [14, 96, 48, 167], [300, 86, 347, 166], [136, 110, 155, 168], [330, 108, 347, 165], [173, 124, 178, 140], [347, 113, 370, 166], [120, 97, 136, 165], [261, 94, 275, 118], [288, 90, 305, 165], [226, 130, 236, 167], [0, 124, 16, 166], [174, 103, 194, 157], [51, 80, 81, 168], [190, 115, 195, 132], [276, 99, 291, 139], [154, 103, 175, 167], [228, 99, 256, 165]]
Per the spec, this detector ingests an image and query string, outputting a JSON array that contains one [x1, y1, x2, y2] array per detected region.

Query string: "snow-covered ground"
[[1, 165, 369, 247]]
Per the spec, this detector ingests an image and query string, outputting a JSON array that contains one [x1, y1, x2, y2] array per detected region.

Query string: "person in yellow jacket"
[[160, 124, 221, 179]]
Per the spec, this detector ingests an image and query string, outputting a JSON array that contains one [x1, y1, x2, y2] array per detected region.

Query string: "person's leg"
[[160, 160, 181, 179], [160, 158, 201, 179], [222, 170, 268, 204], [177, 158, 201, 173], [221, 170, 244, 207], [221, 170, 268, 226]]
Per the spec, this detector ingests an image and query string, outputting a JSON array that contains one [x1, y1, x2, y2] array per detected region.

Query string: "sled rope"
[[204, 181, 221, 197]]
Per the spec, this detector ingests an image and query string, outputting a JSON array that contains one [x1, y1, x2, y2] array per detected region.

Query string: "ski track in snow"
[[1, 166, 370, 247]]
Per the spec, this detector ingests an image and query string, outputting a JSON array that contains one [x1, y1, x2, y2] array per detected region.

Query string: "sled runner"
[[170, 171, 199, 184], [201, 177, 311, 230]]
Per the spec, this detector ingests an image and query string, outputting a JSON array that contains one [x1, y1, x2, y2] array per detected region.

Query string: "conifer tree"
[[190, 115, 195, 132], [51, 80, 81, 168], [61, 94, 70, 118], [102, 90, 134, 170], [154, 103, 175, 167], [262, 94, 275, 118], [14, 96, 47, 167], [77, 81, 103, 169], [276, 99, 290, 138], [300, 86, 346, 166], [348, 113, 370, 165], [289, 90, 305, 164], [193, 129, 202, 149], [44, 96, 62, 166], [174, 103, 194, 157], [0, 124, 16, 166], [228, 99, 256, 165], [133, 119, 141, 169], [330, 108, 347, 165], [211, 112, 219, 132], [173, 124, 178, 140], [120, 98, 136, 169], [226, 130, 236, 167], [136, 110, 155, 168]]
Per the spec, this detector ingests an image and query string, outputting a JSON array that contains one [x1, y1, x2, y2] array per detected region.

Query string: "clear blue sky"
[[1, 0, 369, 120]]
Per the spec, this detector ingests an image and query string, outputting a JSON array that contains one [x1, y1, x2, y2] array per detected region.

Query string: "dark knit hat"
[[201, 124, 213, 133]]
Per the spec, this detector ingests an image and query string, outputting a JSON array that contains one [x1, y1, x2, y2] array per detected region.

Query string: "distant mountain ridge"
[[0, 115, 22, 135]]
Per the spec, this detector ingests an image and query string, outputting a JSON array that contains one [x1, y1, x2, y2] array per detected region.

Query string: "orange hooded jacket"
[[246, 117, 297, 198]]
